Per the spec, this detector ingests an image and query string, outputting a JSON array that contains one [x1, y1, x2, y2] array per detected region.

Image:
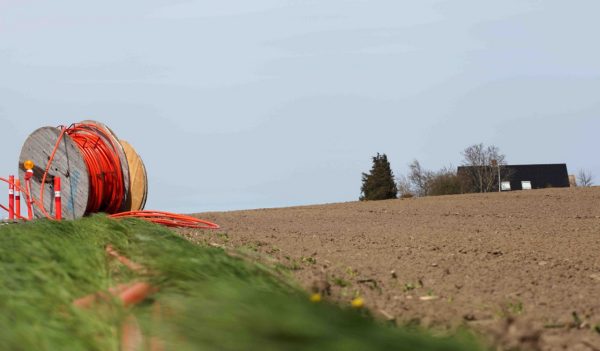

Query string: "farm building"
[[457, 163, 570, 191]]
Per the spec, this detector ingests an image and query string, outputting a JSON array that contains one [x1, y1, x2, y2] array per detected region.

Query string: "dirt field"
[[183, 187, 600, 350]]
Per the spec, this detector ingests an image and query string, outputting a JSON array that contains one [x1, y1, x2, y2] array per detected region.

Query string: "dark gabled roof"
[[458, 163, 570, 190]]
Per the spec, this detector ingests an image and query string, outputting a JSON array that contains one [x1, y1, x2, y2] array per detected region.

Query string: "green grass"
[[0, 216, 484, 350]]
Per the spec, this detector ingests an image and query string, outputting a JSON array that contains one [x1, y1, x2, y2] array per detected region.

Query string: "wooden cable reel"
[[18, 121, 148, 219]]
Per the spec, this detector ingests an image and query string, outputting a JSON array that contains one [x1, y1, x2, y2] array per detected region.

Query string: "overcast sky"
[[1, 1, 599, 213]]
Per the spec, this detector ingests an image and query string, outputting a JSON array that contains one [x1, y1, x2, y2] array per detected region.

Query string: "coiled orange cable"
[[66, 124, 125, 214]]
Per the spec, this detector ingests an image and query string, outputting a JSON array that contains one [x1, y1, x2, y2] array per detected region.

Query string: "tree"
[[577, 169, 594, 187], [460, 143, 507, 193], [360, 153, 398, 201], [396, 174, 414, 198], [428, 166, 462, 196], [398, 161, 461, 197], [407, 159, 434, 197]]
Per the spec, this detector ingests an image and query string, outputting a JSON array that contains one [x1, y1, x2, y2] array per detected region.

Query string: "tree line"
[[360, 143, 594, 201]]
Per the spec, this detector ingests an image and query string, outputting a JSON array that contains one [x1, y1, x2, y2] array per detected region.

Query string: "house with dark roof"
[[457, 163, 570, 191]]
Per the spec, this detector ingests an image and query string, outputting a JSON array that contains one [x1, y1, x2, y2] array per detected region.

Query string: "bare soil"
[[182, 187, 600, 350]]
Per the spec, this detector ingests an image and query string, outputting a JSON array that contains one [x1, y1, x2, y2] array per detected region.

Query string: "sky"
[[1, 0, 599, 213]]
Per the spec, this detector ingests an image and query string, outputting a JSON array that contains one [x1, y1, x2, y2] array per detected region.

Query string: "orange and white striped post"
[[54, 177, 61, 221], [8, 175, 14, 221], [24, 167, 34, 220], [15, 179, 21, 220]]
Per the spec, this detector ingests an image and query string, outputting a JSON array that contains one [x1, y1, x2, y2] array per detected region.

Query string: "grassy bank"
[[0, 216, 484, 350]]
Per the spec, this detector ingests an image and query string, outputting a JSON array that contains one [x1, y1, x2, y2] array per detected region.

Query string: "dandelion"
[[310, 293, 322, 303], [351, 297, 364, 308]]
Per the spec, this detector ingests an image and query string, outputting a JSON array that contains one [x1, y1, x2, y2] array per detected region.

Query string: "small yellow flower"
[[351, 297, 364, 308], [310, 293, 322, 303]]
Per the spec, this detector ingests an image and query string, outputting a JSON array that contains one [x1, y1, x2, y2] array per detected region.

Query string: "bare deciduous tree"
[[398, 161, 462, 197], [396, 174, 414, 198], [407, 159, 434, 197], [577, 169, 594, 187], [460, 143, 507, 193]]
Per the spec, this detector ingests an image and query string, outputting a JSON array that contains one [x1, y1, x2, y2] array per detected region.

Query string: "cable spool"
[[18, 122, 147, 219], [15, 120, 219, 229]]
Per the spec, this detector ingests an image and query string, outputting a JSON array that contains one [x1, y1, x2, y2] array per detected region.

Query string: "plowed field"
[[184, 187, 600, 350]]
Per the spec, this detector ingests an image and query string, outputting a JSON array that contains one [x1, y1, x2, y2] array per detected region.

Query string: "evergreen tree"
[[360, 153, 398, 201]]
